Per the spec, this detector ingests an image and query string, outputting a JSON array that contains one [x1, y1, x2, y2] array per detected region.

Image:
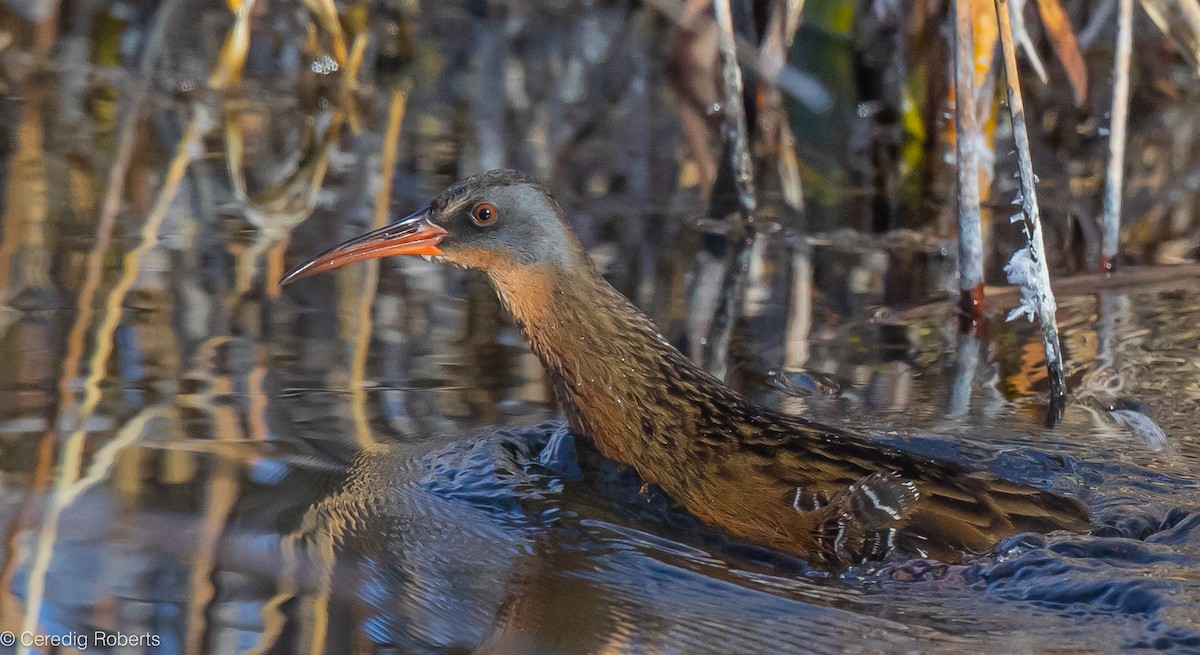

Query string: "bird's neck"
[[485, 257, 726, 465]]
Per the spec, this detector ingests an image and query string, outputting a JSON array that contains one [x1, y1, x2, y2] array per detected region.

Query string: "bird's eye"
[[471, 203, 498, 226]]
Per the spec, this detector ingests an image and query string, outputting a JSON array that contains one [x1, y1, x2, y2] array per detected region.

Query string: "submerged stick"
[[996, 0, 1068, 420], [1100, 0, 1134, 272], [952, 0, 986, 324]]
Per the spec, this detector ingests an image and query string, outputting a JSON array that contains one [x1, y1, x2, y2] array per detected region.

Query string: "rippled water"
[[299, 281, 1200, 654], [5, 232, 1200, 653], [2, 1, 1200, 653]]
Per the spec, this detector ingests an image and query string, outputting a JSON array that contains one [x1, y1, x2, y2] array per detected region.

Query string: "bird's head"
[[281, 170, 577, 285]]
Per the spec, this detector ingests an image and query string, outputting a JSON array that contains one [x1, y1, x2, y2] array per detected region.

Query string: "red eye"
[[471, 203, 498, 226]]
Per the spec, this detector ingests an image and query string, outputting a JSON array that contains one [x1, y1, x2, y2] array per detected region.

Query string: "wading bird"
[[283, 169, 1090, 564]]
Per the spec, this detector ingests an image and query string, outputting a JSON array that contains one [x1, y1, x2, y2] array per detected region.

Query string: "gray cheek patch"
[[492, 187, 575, 268]]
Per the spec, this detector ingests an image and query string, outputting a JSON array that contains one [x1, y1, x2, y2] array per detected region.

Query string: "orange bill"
[[281, 207, 447, 285]]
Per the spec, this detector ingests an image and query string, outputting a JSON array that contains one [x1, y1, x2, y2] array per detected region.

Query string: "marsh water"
[[2, 0, 1200, 653]]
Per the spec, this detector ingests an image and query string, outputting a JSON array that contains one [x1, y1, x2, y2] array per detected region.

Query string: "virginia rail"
[[283, 169, 1091, 564]]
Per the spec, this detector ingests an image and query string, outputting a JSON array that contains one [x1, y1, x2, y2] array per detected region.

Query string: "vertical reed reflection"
[[18, 0, 256, 645], [349, 88, 408, 449]]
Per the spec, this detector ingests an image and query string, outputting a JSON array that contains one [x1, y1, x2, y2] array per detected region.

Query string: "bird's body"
[[284, 169, 1091, 564]]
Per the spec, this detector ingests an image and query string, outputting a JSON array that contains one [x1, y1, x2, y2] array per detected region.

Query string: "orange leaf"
[[1032, 0, 1088, 106], [971, 0, 999, 89]]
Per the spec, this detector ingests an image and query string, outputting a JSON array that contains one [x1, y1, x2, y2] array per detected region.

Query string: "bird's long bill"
[[280, 207, 447, 285]]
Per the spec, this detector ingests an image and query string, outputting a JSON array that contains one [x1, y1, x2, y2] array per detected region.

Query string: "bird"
[[282, 169, 1091, 565]]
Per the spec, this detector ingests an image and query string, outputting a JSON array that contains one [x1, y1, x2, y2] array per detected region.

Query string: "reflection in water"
[[0, 0, 1198, 653]]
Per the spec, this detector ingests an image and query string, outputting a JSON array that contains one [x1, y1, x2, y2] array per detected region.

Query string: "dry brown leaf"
[[1032, 0, 1088, 106]]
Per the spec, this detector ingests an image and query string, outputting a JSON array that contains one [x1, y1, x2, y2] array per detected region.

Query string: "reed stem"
[[1101, 0, 1134, 272], [996, 0, 1068, 420], [952, 0, 986, 323]]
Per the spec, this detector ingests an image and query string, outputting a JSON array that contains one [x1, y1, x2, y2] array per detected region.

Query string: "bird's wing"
[[760, 415, 1090, 562], [792, 472, 921, 563], [896, 468, 1091, 560]]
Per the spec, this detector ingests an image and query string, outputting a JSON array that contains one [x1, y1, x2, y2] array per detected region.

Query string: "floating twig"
[[1101, 0, 1134, 272], [996, 0, 1068, 420], [952, 0, 986, 324]]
